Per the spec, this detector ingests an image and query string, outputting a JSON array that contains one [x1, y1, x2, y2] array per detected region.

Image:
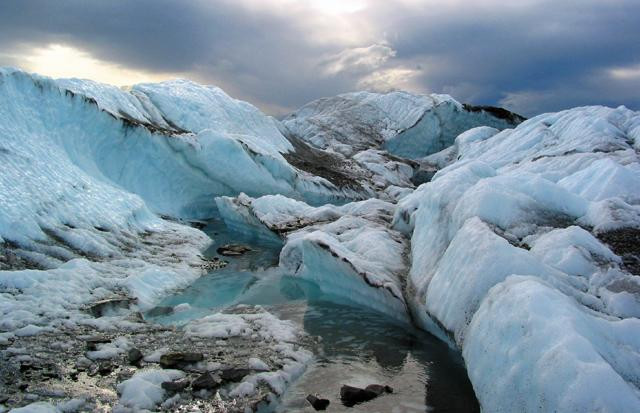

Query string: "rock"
[[88, 297, 133, 317], [127, 348, 143, 365], [220, 367, 252, 382], [217, 244, 252, 257], [306, 394, 330, 410], [126, 311, 145, 323], [98, 362, 113, 376], [200, 258, 228, 271], [189, 220, 207, 230], [85, 336, 111, 351], [364, 384, 393, 395], [42, 368, 61, 379], [191, 372, 221, 391], [75, 356, 92, 370], [162, 378, 190, 392], [146, 306, 174, 318], [159, 352, 204, 369], [87, 364, 99, 377], [411, 167, 437, 186], [19, 361, 39, 372], [340, 384, 378, 407]]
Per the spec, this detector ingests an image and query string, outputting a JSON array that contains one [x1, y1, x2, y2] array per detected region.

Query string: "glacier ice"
[[2, 66, 640, 412], [396, 104, 640, 411], [116, 368, 185, 411], [0, 67, 367, 333], [215, 193, 410, 321], [283, 90, 523, 158]]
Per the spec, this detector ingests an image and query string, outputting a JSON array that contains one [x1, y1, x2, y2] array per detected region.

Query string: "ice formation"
[[282, 90, 523, 158], [395, 105, 640, 411], [116, 368, 185, 410], [0, 66, 367, 332], [2, 66, 639, 412], [216, 194, 410, 320]]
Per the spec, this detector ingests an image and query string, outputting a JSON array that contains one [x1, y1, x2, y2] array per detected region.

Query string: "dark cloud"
[[0, 0, 638, 116]]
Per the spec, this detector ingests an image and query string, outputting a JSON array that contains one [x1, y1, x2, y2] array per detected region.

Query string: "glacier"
[[215, 194, 410, 321], [1, 67, 639, 412], [395, 105, 640, 411], [282, 90, 523, 158]]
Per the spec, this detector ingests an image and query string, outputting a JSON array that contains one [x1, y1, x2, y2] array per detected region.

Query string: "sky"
[[0, 0, 638, 117]]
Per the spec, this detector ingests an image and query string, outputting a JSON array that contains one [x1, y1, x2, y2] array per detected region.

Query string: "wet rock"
[[365, 384, 393, 395], [191, 372, 221, 391], [127, 348, 143, 366], [306, 394, 330, 410], [159, 352, 204, 369], [340, 384, 378, 407], [217, 244, 252, 257], [85, 336, 111, 351], [88, 297, 133, 317], [162, 378, 190, 393], [146, 306, 174, 318]]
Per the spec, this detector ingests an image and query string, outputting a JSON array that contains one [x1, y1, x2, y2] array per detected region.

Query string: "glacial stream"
[[146, 217, 479, 412]]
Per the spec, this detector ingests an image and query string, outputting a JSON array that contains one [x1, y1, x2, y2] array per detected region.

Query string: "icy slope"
[[0, 68, 361, 220], [215, 194, 410, 321], [282, 91, 523, 158], [0, 67, 330, 333], [395, 105, 640, 411]]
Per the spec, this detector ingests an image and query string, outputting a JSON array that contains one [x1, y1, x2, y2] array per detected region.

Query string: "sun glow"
[[21, 44, 180, 86], [307, 0, 367, 15]]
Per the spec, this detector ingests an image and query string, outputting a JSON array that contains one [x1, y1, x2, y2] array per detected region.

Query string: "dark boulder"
[[127, 348, 144, 366], [306, 394, 330, 410], [98, 362, 113, 376], [340, 384, 378, 406], [191, 372, 221, 391], [162, 378, 190, 392], [365, 384, 393, 395], [146, 306, 174, 317], [159, 352, 204, 369], [85, 336, 111, 351], [88, 297, 133, 317], [220, 367, 252, 382]]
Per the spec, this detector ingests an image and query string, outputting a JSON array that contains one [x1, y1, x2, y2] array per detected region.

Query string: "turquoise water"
[[147, 217, 479, 412]]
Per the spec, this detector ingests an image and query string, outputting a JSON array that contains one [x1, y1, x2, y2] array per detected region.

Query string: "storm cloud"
[[0, 0, 638, 116]]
